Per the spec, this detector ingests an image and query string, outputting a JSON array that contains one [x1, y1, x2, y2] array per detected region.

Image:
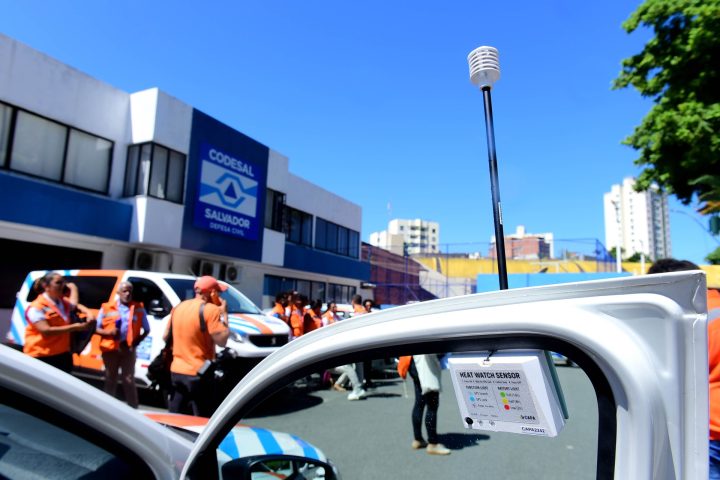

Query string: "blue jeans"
[[710, 440, 720, 479]]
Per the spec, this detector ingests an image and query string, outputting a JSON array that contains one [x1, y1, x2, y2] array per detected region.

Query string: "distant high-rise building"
[[369, 219, 439, 255], [489, 225, 554, 260], [603, 177, 671, 261]]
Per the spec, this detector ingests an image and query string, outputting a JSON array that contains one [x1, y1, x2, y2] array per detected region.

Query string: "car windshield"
[[165, 279, 262, 315]]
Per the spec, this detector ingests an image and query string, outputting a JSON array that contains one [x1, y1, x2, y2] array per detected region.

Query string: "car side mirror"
[[221, 454, 338, 480], [148, 299, 169, 317]]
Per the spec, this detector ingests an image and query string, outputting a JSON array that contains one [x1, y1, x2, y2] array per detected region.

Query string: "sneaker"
[[411, 440, 428, 450], [347, 389, 367, 401], [332, 383, 347, 392], [426, 443, 451, 455]]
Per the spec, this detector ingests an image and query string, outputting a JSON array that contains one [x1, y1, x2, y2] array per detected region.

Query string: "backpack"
[[397, 356, 412, 379]]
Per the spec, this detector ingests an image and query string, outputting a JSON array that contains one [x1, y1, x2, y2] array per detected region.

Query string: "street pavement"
[[230, 365, 599, 479]]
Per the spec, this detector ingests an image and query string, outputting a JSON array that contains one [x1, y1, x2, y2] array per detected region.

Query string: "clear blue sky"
[[2, 0, 717, 264]]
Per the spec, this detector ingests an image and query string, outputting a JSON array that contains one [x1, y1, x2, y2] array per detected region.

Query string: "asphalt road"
[[230, 365, 599, 479]]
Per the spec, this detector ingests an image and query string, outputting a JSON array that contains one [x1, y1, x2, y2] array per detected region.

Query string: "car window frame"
[[0, 384, 155, 478], [186, 335, 616, 479]]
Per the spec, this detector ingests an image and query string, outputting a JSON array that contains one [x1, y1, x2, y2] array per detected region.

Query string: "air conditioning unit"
[[133, 249, 157, 271], [196, 259, 220, 278], [221, 264, 242, 283]]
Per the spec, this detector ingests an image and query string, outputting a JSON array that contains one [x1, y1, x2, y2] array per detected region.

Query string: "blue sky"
[[2, 0, 717, 264]]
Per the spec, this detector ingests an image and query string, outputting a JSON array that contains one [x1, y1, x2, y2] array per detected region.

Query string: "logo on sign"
[[194, 143, 261, 240]]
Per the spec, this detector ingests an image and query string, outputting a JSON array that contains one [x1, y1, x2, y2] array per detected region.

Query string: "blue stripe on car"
[[10, 299, 24, 344], [290, 434, 319, 460], [251, 427, 282, 454], [219, 432, 240, 459], [228, 319, 261, 334]]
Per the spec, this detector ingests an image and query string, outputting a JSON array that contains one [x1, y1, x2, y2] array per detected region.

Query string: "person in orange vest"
[[23, 272, 95, 373], [322, 301, 340, 326], [289, 293, 307, 338], [270, 292, 289, 325], [164, 275, 230, 416], [303, 299, 323, 334], [95, 281, 150, 408], [648, 258, 720, 476]]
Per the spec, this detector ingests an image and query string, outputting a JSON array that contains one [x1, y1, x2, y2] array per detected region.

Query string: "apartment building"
[[603, 177, 671, 260]]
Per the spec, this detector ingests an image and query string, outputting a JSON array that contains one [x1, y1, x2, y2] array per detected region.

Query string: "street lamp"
[[468, 46, 508, 290]]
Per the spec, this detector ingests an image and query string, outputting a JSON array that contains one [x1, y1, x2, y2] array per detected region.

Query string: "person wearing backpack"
[[164, 275, 229, 416]]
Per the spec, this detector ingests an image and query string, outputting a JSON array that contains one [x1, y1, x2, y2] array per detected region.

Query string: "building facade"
[[603, 177, 671, 261], [489, 225, 554, 260], [0, 34, 369, 331], [369, 218, 439, 255]]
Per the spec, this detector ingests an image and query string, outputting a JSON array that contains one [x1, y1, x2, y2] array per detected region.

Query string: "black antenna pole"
[[482, 86, 508, 290]]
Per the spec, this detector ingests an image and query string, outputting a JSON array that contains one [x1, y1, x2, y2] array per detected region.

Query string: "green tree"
[[614, 0, 720, 213], [608, 246, 625, 260], [707, 247, 720, 265], [626, 252, 649, 263]]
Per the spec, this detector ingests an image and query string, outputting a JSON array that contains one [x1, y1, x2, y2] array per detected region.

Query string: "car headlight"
[[230, 331, 248, 343]]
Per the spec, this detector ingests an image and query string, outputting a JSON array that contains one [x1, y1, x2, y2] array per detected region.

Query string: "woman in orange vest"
[[23, 272, 95, 373], [95, 281, 150, 408], [322, 301, 340, 326]]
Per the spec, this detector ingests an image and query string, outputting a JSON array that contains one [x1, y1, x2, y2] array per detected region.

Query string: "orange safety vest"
[[271, 303, 288, 323], [290, 307, 305, 338], [708, 289, 720, 440], [322, 310, 337, 326], [304, 311, 322, 334], [98, 300, 145, 352], [23, 295, 72, 358]]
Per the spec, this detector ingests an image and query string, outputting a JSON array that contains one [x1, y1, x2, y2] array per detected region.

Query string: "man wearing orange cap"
[[164, 275, 230, 416]]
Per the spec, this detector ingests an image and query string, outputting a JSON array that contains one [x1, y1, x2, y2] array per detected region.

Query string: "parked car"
[[0, 343, 338, 479], [6, 270, 291, 389], [180, 272, 710, 479]]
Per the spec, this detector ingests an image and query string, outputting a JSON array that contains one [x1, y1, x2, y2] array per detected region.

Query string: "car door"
[[182, 272, 709, 479]]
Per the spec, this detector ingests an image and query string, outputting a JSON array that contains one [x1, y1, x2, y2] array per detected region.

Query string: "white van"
[[6, 269, 291, 388]]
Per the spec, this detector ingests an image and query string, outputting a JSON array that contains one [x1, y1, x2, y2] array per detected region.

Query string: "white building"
[[370, 219, 439, 255], [0, 33, 370, 331], [603, 177, 671, 261]]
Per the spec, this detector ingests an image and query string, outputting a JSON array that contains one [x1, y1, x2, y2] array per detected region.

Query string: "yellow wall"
[[414, 256, 720, 288]]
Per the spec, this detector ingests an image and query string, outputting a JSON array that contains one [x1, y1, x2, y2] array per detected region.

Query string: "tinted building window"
[[124, 142, 185, 203], [1, 103, 113, 194], [315, 218, 360, 259]]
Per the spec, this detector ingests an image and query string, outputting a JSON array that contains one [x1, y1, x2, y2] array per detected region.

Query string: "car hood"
[[226, 313, 290, 335], [143, 412, 326, 462]]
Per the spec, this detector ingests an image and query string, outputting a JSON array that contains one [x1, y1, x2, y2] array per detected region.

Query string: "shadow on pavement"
[[244, 387, 325, 419], [438, 432, 491, 450]]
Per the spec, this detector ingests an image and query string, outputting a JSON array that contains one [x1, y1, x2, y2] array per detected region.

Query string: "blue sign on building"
[[193, 143, 261, 240], [182, 109, 268, 261]]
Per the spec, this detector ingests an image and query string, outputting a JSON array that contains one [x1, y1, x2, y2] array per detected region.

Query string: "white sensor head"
[[468, 46, 500, 89]]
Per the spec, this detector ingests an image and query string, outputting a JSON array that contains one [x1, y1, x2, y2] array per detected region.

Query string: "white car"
[[183, 271, 710, 479], [0, 272, 710, 478], [0, 344, 338, 479]]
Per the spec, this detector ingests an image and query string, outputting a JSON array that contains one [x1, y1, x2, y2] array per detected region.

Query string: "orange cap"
[[194, 275, 228, 293]]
